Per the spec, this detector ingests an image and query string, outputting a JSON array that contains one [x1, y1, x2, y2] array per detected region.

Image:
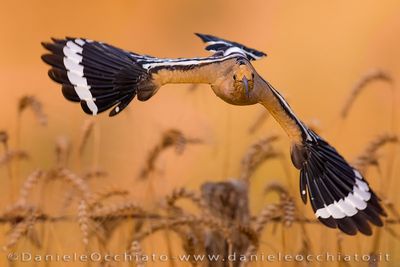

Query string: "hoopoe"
[[41, 33, 386, 235]]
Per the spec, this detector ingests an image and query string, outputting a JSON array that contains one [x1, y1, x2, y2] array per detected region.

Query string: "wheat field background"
[[1, 0, 400, 266]]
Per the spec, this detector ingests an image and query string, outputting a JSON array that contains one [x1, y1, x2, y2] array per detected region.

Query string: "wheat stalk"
[[296, 236, 312, 267], [91, 201, 145, 218], [17, 170, 42, 206], [264, 182, 297, 227], [3, 205, 39, 250], [78, 119, 95, 155], [0, 131, 8, 147], [368, 253, 379, 267], [130, 240, 145, 267], [165, 187, 208, 212], [253, 204, 280, 234], [336, 232, 351, 267], [55, 135, 70, 167], [240, 135, 280, 181], [58, 168, 92, 201], [139, 129, 202, 179], [89, 188, 130, 208], [241, 245, 258, 267], [248, 110, 269, 134], [78, 200, 90, 246], [353, 133, 398, 173], [18, 95, 47, 125], [83, 168, 108, 180], [280, 194, 296, 228], [134, 214, 231, 244], [0, 150, 29, 166], [341, 69, 393, 118]]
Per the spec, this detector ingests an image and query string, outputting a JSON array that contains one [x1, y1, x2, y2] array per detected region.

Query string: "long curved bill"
[[242, 76, 249, 98]]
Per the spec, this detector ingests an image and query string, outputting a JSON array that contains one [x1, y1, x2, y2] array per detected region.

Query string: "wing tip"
[[194, 32, 212, 42], [301, 131, 386, 236]]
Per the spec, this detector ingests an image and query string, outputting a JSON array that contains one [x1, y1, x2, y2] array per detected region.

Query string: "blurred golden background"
[[1, 0, 400, 266]]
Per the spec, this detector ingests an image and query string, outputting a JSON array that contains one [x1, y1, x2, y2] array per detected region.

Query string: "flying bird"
[[41, 33, 386, 235]]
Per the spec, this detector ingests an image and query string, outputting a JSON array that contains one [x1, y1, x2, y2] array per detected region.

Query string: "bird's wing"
[[297, 130, 386, 236], [41, 37, 240, 116], [257, 78, 386, 235], [195, 33, 266, 61]]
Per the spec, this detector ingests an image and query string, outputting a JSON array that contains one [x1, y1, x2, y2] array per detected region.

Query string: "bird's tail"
[[41, 38, 159, 116], [291, 129, 386, 235]]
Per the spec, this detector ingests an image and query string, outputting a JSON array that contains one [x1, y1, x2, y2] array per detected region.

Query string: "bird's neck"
[[256, 78, 309, 144]]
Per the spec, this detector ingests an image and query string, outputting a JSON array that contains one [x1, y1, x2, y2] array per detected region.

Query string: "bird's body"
[[41, 33, 386, 235], [133, 55, 305, 142]]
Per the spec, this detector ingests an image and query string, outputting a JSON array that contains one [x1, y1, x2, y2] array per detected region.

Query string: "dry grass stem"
[[0, 149, 29, 166], [0, 130, 8, 147], [139, 129, 202, 179], [297, 236, 312, 266], [264, 181, 290, 195], [90, 188, 130, 208], [264, 182, 297, 227], [336, 233, 351, 267], [58, 168, 92, 201], [55, 136, 71, 167], [253, 204, 280, 234], [134, 215, 231, 244], [130, 240, 145, 267], [78, 200, 90, 246], [17, 170, 42, 205], [341, 69, 393, 118], [368, 253, 379, 267], [78, 119, 95, 155], [242, 245, 258, 266], [382, 198, 400, 221], [91, 201, 145, 218], [248, 110, 269, 134], [353, 133, 398, 172], [18, 95, 47, 125], [280, 194, 296, 228], [3, 206, 39, 250], [180, 233, 200, 266], [383, 226, 400, 242], [165, 187, 207, 211], [83, 168, 108, 180], [240, 135, 280, 181]]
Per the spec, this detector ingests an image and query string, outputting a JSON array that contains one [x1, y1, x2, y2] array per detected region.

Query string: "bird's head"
[[232, 58, 255, 98]]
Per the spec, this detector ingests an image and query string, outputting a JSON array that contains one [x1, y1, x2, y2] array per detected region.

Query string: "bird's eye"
[[251, 73, 255, 79], [233, 74, 237, 80]]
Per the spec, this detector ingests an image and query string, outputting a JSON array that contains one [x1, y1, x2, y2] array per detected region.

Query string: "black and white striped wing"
[[195, 33, 266, 61], [42, 37, 239, 116], [300, 131, 386, 235], [42, 38, 157, 116]]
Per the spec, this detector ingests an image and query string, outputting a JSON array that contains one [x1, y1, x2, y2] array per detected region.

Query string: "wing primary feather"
[[296, 127, 386, 235], [42, 38, 158, 115]]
